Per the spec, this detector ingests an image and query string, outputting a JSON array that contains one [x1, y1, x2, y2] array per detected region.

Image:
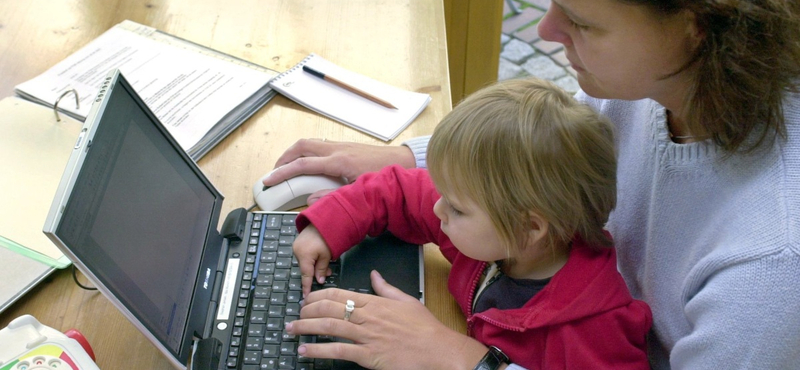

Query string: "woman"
[[274, 0, 800, 368]]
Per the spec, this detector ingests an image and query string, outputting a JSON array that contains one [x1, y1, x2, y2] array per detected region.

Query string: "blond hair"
[[428, 78, 616, 255]]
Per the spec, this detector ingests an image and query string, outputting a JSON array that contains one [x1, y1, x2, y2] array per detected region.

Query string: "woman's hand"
[[263, 139, 416, 205], [292, 224, 333, 298], [285, 271, 488, 369]]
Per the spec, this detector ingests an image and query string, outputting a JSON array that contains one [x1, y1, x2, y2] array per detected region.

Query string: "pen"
[[302, 65, 398, 110]]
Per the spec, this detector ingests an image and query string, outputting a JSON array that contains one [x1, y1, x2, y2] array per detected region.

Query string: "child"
[[292, 78, 652, 369]]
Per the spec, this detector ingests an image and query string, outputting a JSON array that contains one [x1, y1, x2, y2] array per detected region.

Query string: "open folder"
[[14, 20, 278, 160], [0, 96, 77, 268]]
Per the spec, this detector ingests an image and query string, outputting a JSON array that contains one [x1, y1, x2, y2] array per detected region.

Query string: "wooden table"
[[0, 1, 465, 368]]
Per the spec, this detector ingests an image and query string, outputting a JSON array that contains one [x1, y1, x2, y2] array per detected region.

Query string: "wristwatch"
[[473, 346, 510, 370]]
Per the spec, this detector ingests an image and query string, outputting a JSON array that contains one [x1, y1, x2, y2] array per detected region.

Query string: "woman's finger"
[[299, 297, 364, 324], [297, 339, 374, 368], [302, 287, 373, 307]]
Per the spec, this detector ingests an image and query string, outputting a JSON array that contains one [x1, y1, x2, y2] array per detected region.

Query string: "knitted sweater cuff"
[[401, 135, 431, 169]]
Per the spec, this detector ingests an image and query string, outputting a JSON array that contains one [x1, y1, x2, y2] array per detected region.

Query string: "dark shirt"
[[473, 266, 551, 313]]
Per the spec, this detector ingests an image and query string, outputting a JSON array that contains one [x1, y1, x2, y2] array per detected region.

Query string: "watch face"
[[475, 346, 509, 370], [489, 346, 509, 363]]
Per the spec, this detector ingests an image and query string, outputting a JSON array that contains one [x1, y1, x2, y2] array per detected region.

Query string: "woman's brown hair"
[[628, 0, 800, 152]]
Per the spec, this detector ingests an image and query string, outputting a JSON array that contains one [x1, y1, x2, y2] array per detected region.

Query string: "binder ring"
[[54, 89, 80, 122]]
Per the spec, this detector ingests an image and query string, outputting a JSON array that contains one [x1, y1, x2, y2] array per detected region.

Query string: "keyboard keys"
[[259, 263, 275, 275], [279, 356, 296, 369], [270, 293, 287, 305], [229, 212, 357, 370], [252, 299, 268, 311], [248, 324, 265, 337], [285, 303, 300, 316], [263, 230, 280, 240], [277, 246, 293, 258], [260, 358, 279, 369], [280, 342, 298, 356], [268, 305, 285, 317], [262, 344, 280, 357], [281, 215, 295, 226], [254, 286, 270, 299], [243, 350, 261, 364], [282, 329, 297, 342], [274, 268, 290, 280], [265, 331, 281, 344], [261, 251, 277, 263], [272, 280, 288, 293], [250, 311, 266, 324], [262, 241, 279, 252], [266, 317, 283, 331], [266, 214, 281, 229], [256, 274, 273, 286], [287, 291, 301, 303], [290, 266, 302, 278], [246, 337, 264, 351]]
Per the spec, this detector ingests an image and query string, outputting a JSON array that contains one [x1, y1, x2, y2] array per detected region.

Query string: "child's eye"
[[449, 204, 463, 216]]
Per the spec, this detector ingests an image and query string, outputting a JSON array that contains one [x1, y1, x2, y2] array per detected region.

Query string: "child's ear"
[[526, 211, 549, 247]]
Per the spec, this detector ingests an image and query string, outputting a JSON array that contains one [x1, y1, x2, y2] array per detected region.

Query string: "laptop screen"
[[55, 76, 218, 354]]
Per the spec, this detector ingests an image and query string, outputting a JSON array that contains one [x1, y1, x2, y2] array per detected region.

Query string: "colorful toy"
[[0, 315, 98, 370]]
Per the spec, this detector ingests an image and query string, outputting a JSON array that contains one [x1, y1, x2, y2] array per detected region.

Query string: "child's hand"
[[292, 224, 333, 297]]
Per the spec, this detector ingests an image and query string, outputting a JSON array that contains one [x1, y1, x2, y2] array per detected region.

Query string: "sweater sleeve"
[[297, 165, 445, 259], [669, 249, 800, 369], [401, 135, 431, 169]]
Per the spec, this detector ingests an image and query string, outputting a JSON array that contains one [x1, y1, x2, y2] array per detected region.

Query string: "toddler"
[[293, 78, 652, 369]]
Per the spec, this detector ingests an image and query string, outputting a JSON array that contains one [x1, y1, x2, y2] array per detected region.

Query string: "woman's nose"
[[537, 6, 573, 47]]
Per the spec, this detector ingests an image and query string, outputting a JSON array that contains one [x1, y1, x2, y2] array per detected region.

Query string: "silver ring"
[[343, 299, 355, 321]]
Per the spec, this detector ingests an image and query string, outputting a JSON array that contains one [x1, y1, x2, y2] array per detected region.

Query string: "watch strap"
[[473, 346, 509, 370]]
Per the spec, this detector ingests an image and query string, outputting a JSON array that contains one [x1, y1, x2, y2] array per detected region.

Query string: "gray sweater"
[[403, 91, 800, 369]]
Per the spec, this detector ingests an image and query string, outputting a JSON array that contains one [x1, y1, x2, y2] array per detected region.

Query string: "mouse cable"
[[72, 264, 98, 291], [247, 203, 258, 212]]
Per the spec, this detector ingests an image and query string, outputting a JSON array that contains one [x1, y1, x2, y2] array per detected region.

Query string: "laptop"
[[42, 69, 424, 370]]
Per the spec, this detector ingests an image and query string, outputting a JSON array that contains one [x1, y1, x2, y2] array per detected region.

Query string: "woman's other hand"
[[263, 139, 416, 205]]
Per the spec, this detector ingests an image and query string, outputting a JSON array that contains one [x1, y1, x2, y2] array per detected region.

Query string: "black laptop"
[[43, 69, 424, 370]]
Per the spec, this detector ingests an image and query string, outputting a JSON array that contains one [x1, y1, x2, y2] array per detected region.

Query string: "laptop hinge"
[[220, 207, 247, 242], [191, 337, 222, 370]]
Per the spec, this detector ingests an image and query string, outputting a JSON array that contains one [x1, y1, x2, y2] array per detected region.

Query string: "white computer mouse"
[[253, 170, 347, 211]]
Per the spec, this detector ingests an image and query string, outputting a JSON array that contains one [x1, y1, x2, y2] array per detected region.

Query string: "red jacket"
[[297, 166, 652, 369]]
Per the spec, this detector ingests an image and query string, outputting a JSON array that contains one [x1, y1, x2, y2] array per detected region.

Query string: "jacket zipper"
[[465, 261, 488, 335], [467, 262, 527, 334], [471, 263, 502, 313]]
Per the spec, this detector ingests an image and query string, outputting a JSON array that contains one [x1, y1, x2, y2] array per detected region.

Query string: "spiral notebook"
[[268, 54, 431, 141]]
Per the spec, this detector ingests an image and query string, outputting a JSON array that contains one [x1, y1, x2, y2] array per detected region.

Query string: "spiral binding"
[[272, 53, 318, 87]]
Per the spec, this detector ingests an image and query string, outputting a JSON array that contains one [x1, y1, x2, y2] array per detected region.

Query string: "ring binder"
[[14, 20, 279, 160], [53, 89, 79, 122]]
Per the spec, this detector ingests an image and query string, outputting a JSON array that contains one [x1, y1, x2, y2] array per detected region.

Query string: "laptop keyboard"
[[227, 213, 342, 370]]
